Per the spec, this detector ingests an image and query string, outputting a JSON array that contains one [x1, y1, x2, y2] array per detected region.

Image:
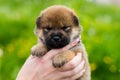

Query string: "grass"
[[0, 0, 120, 80]]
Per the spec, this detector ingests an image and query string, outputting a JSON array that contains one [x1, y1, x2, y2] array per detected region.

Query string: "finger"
[[61, 38, 80, 51], [43, 38, 80, 60], [42, 49, 60, 60], [26, 55, 36, 61], [46, 70, 73, 80], [60, 53, 82, 71], [59, 60, 85, 78], [70, 69, 85, 79], [43, 70, 68, 80], [61, 78, 74, 80], [46, 60, 84, 80]]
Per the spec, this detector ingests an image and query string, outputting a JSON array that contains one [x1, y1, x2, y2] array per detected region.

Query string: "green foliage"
[[0, 0, 120, 80]]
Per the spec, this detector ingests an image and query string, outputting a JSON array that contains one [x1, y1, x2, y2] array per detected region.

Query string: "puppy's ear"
[[34, 17, 41, 35], [36, 17, 41, 28], [72, 15, 79, 26]]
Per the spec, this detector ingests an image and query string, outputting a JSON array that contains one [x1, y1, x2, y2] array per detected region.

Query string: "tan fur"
[[52, 50, 75, 67], [31, 42, 47, 56], [31, 5, 90, 80]]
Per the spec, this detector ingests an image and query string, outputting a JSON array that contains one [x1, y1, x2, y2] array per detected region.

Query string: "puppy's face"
[[35, 6, 81, 49]]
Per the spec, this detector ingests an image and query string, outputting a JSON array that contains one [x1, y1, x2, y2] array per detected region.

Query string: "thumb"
[[61, 38, 80, 51]]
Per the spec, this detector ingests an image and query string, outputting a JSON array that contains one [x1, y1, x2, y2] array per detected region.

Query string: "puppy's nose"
[[52, 36, 61, 42]]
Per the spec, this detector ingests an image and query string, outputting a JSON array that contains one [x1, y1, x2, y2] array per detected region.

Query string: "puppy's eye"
[[61, 26, 71, 31], [44, 26, 52, 32]]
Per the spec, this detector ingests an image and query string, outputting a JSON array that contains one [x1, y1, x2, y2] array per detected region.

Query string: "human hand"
[[16, 38, 85, 80]]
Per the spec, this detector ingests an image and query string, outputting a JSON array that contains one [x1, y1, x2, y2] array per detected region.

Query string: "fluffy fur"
[[31, 5, 90, 80]]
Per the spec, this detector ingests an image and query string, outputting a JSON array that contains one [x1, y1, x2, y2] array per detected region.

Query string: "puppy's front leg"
[[31, 42, 47, 57], [52, 50, 76, 68]]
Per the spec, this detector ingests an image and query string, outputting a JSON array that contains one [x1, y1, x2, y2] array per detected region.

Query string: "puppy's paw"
[[31, 44, 47, 57], [52, 54, 67, 68], [52, 50, 75, 68]]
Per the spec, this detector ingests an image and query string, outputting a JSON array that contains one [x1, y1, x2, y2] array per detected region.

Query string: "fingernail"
[[76, 38, 80, 42], [73, 38, 80, 44], [78, 53, 82, 57], [83, 60, 85, 64], [70, 38, 80, 47]]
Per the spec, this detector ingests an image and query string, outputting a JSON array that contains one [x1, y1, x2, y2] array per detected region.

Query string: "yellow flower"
[[103, 56, 112, 64], [90, 63, 97, 71]]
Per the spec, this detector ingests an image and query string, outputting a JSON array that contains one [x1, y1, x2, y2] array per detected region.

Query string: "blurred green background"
[[0, 0, 120, 80]]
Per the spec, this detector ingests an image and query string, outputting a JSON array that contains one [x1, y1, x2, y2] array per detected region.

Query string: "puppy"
[[31, 5, 90, 80]]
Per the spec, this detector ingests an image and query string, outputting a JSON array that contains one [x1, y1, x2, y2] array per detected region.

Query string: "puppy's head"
[[35, 5, 81, 49]]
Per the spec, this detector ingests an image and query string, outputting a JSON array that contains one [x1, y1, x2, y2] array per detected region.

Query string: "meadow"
[[0, 0, 120, 80]]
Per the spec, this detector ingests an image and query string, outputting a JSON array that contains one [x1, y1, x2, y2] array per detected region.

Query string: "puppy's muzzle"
[[51, 33, 62, 42], [52, 35, 62, 42], [45, 32, 69, 49]]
